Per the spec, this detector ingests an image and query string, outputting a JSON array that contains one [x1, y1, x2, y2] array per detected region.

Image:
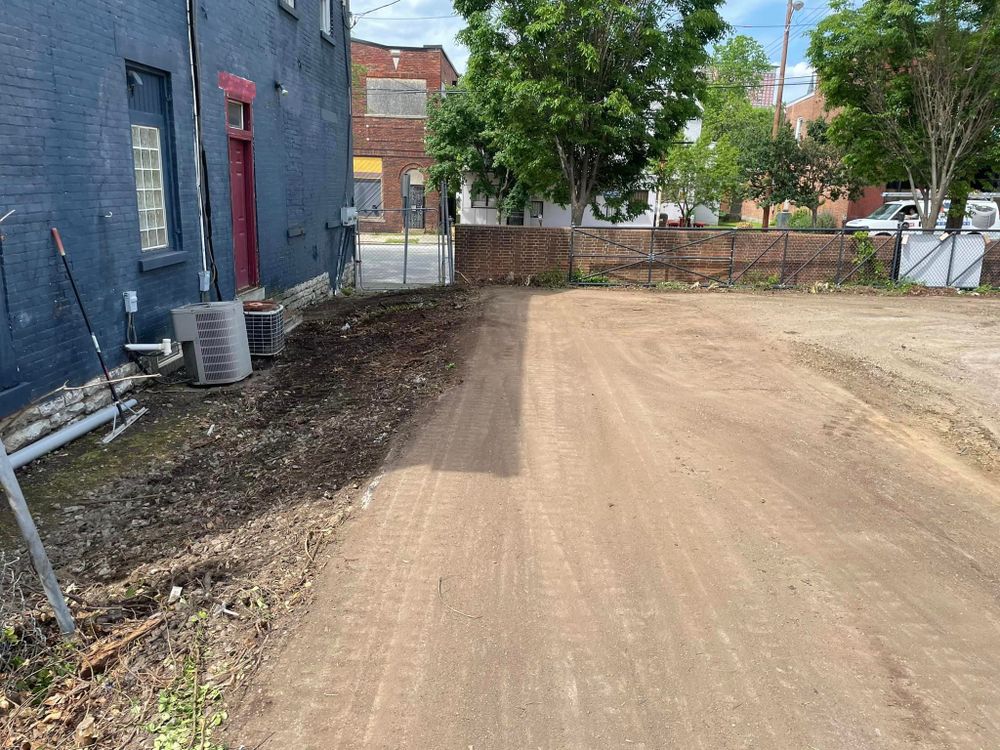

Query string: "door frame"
[[218, 72, 260, 290]]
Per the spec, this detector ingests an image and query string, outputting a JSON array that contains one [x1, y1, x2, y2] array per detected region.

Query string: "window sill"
[[287, 226, 306, 239], [321, 31, 336, 47], [278, 0, 299, 19], [139, 249, 187, 272]]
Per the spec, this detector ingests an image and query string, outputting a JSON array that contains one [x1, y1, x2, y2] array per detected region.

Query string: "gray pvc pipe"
[[10, 399, 138, 470]]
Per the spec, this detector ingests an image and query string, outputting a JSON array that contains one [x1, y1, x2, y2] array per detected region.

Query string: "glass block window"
[[131, 125, 168, 250], [126, 65, 178, 254]]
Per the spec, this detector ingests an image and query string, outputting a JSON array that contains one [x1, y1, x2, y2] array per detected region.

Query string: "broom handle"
[[51, 228, 126, 418]]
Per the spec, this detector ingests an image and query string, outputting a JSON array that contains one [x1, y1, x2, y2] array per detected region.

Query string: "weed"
[[974, 283, 998, 294], [739, 271, 781, 289], [146, 657, 227, 750], [850, 232, 888, 284], [655, 281, 692, 291], [570, 268, 613, 284], [530, 269, 569, 288]]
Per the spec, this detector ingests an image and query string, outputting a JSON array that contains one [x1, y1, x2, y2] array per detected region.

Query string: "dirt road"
[[235, 289, 1000, 749]]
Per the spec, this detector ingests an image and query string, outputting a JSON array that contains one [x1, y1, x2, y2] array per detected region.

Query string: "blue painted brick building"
[[0, 0, 354, 419]]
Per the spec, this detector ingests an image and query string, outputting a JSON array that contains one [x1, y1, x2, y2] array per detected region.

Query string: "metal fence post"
[[891, 224, 904, 281], [779, 231, 789, 285], [728, 231, 736, 286], [835, 231, 846, 284], [568, 224, 576, 284], [945, 232, 957, 287], [648, 225, 655, 285]]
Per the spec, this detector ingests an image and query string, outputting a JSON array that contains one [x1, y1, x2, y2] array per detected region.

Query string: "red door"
[[226, 98, 258, 290]]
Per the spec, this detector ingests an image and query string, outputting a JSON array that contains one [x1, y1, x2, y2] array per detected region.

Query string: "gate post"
[[568, 224, 576, 284], [779, 231, 789, 286], [728, 231, 736, 286], [945, 232, 957, 287], [835, 231, 846, 284], [648, 225, 655, 285]]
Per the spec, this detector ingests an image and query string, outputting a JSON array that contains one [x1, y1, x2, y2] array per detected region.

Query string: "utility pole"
[[762, 0, 804, 230]]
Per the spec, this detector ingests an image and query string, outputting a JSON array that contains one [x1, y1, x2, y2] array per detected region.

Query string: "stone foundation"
[[2, 363, 139, 453]]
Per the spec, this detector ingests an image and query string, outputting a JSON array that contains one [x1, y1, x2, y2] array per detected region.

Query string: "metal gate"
[[354, 183, 454, 290], [567, 226, 994, 288]]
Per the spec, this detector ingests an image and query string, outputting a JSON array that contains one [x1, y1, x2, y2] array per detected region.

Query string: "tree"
[[781, 119, 859, 225], [425, 87, 526, 221], [809, 0, 1000, 228], [701, 35, 773, 142], [454, 0, 727, 225], [734, 118, 800, 216], [655, 137, 741, 223]]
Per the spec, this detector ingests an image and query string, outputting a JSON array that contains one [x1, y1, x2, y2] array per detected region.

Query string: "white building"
[[458, 185, 719, 228], [457, 120, 718, 228]]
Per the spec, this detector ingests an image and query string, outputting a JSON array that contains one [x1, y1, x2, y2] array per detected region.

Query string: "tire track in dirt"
[[233, 288, 1000, 750]]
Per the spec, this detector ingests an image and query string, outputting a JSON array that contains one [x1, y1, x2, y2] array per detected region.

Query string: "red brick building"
[[741, 86, 885, 225], [351, 38, 459, 233]]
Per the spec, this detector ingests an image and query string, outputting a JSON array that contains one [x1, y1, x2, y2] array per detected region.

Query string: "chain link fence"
[[355, 208, 454, 290]]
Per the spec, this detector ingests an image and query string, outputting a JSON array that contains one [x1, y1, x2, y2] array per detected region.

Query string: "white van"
[[845, 199, 1000, 234]]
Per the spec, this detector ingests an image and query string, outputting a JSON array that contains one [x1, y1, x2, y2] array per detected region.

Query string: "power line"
[[358, 75, 822, 94], [353, 0, 405, 18], [355, 12, 459, 21]]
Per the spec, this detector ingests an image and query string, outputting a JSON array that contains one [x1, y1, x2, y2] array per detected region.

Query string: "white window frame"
[[320, 0, 331, 33], [131, 124, 169, 251], [795, 117, 804, 141]]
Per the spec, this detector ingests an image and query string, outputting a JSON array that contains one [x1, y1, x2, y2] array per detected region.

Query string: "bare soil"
[[1, 287, 479, 749], [233, 288, 1000, 749]]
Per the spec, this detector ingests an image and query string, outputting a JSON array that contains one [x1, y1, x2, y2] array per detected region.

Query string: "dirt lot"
[[231, 288, 1000, 749], [1, 287, 478, 748]]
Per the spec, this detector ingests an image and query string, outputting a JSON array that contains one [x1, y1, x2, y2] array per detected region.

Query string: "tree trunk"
[[945, 194, 966, 229], [811, 206, 819, 227], [571, 200, 586, 226]]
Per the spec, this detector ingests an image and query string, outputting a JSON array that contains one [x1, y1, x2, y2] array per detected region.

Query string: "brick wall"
[[351, 39, 457, 233], [0, 0, 353, 419], [456, 226, 1000, 286]]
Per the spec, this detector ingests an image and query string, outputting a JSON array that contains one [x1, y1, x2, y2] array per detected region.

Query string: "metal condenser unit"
[[243, 301, 286, 356], [170, 301, 252, 385]]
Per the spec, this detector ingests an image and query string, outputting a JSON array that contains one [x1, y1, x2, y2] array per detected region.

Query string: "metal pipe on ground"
[[0, 437, 75, 634], [9, 399, 139, 470]]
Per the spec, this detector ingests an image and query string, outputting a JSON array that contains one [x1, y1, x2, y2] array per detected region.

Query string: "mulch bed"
[[1, 287, 479, 749]]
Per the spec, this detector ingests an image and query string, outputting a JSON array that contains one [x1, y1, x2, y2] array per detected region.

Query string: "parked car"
[[845, 199, 1000, 235]]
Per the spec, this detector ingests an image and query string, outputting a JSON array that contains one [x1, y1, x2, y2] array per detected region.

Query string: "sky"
[[349, 0, 823, 102]]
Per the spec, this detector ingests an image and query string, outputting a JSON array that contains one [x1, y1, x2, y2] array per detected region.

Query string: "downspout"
[[336, 0, 357, 294], [186, 0, 222, 301]]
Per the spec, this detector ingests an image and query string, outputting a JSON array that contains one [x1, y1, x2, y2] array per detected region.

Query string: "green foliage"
[[974, 283, 999, 294], [809, 0, 1000, 228], [780, 119, 859, 220], [701, 35, 773, 143], [570, 268, 613, 284], [425, 88, 527, 216], [454, 0, 727, 224], [145, 659, 227, 750], [655, 137, 741, 221], [850, 232, 888, 284], [739, 271, 782, 288], [815, 211, 838, 229], [531, 268, 569, 287], [787, 208, 814, 229], [787, 208, 839, 229]]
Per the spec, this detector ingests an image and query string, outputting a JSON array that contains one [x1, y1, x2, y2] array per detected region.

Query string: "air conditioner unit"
[[243, 301, 286, 356], [170, 301, 252, 385]]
